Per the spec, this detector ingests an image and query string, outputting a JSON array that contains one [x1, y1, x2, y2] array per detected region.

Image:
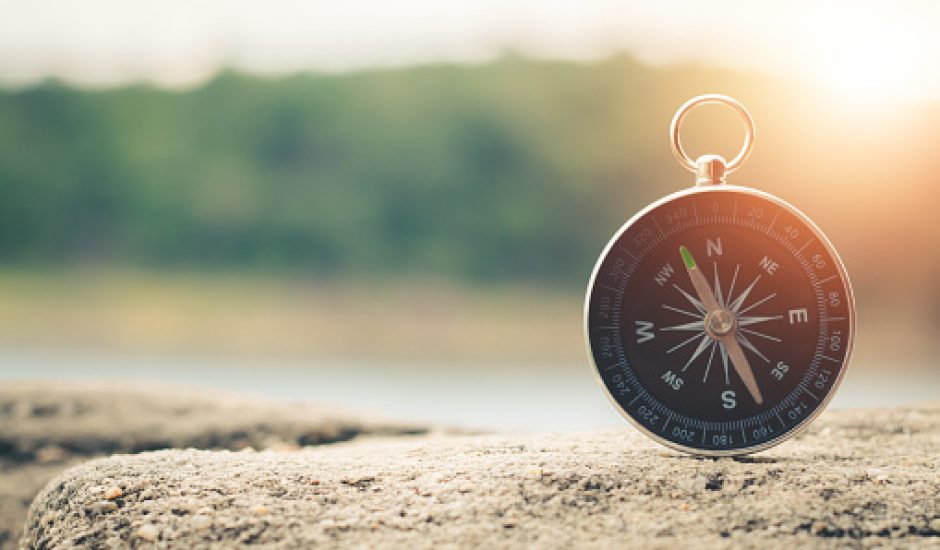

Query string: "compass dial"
[[585, 186, 854, 455]]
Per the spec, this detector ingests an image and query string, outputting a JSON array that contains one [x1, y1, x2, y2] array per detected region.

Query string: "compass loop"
[[670, 94, 755, 178]]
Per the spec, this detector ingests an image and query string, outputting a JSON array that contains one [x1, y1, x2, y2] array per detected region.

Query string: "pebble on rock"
[[135, 524, 160, 542]]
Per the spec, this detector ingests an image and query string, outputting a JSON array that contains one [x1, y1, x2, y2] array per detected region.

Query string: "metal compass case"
[[584, 95, 855, 456]]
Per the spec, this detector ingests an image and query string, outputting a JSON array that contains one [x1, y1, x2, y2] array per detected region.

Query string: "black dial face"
[[586, 187, 853, 454]]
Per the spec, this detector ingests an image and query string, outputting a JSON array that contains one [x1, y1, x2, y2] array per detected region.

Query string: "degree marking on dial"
[[819, 354, 841, 364], [766, 209, 780, 231], [652, 216, 665, 237], [795, 238, 814, 255], [813, 274, 837, 287], [595, 283, 623, 294], [617, 246, 640, 261], [775, 411, 786, 428], [803, 387, 820, 401], [823, 317, 845, 322]]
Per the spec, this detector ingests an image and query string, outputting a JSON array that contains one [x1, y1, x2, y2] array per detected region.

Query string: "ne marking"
[[813, 275, 837, 287]]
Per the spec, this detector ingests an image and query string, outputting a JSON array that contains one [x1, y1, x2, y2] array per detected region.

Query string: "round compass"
[[585, 96, 854, 456]]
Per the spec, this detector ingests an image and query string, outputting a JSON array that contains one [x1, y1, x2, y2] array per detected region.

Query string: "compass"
[[585, 95, 854, 456]]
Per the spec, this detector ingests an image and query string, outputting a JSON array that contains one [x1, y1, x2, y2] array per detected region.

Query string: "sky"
[[1, 0, 938, 102]]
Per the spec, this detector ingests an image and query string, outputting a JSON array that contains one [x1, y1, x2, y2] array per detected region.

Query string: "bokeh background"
[[0, 0, 937, 430]]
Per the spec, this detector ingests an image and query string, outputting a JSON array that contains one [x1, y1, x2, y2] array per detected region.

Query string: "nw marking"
[[654, 263, 676, 286]]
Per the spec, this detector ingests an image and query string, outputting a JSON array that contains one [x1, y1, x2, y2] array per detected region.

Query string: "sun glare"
[[807, 28, 922, 106]]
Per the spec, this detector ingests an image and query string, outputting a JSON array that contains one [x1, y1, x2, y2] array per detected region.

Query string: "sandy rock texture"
[[23, 404, 940, 549], [0, 381, 429, 548]]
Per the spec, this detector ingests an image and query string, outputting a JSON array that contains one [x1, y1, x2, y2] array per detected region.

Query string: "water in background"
[[0, 347, 934, 432]]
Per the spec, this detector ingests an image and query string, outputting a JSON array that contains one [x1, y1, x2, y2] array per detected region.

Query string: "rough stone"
[[0, 381, 431, 548], [21, 404, 940, 549]]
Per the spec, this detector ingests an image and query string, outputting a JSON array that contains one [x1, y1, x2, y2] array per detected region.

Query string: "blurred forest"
[[0, 55, 937, 362]]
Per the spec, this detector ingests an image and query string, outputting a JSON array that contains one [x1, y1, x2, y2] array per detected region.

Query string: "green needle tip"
[[679, 245, 696, 269]]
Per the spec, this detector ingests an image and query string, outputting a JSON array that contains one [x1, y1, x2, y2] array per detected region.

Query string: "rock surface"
[[23, 404, 940, 548], [0, 381, 429, 548]]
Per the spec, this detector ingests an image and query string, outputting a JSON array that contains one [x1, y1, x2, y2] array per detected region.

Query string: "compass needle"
[[586, 95, 853, 455], [679, 245, 763, 405]]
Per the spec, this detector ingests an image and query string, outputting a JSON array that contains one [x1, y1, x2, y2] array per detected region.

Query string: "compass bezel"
[[584, 184, 855, 456]]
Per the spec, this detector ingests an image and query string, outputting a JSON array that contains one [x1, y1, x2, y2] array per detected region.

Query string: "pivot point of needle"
[[679, 246, 696, 269]]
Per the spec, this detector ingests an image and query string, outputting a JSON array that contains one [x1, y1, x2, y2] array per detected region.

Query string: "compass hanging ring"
[[669, 94, 755, 186]]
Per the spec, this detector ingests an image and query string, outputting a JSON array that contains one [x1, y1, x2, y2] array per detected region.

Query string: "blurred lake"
[[0, 348, 934, 432]]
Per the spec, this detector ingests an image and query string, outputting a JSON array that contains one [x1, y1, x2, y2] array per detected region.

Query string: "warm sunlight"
[[804, 24, 924, 105]]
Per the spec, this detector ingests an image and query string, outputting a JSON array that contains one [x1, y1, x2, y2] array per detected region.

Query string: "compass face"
[[585, 186, 854, 455]]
